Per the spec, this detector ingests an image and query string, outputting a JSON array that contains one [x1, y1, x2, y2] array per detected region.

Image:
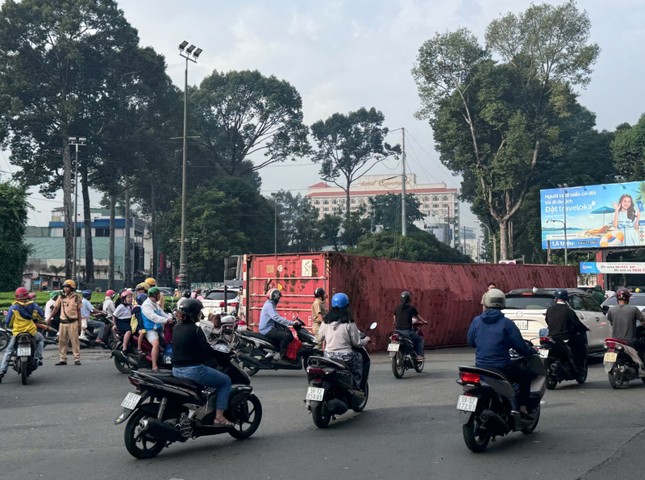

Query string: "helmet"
[[636, 288, 642, 293], [82, 290, 92, 299], [62, 279, 76, 290], [314, 287, 326, 299], [331, 292, 350, 308], [179, 298, 203, 319], [553, 289, 569, 301], [105, 289, 115, 297], [616, 288, 631, 301], [15, 287, 29, 300], [148, 286, 160, 296], [182, 290, 191, 298], [49, 290, 61, 300], [136, 282, 150, 292], [145, 277, 157, 286], [267, 288, 281, 303], [120, 289, 133, 299], [483, 288, 506, 309], [401, 291, 411, 304]]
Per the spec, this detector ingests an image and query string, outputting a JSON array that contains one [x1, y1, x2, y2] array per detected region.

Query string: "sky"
[[2, 0, 644, 233]]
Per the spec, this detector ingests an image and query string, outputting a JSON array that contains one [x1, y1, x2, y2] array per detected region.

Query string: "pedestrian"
[[591, 285, 605, 306], [480, 281, 497, 311], [311, 287, 327, 342], [46, 279, 83, 366]]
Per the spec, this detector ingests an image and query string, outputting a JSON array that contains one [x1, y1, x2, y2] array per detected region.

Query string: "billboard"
[[580, 262, 645, 274], [541, 181, 645, 250]]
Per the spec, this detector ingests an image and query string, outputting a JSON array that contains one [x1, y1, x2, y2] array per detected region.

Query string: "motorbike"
[[7, 332, 40, 385], [603, 327, 645, 388], [114, 340, 262, 459], [235, 319, 320, 376], [0, 326, 10, 352], [111, 322, 174, 374], [304, 322, 376, 428], [387, 319, 426, 379], [80, 314, 115, 349], [456, 344, 546, 452], [536, 328, 587, 389]]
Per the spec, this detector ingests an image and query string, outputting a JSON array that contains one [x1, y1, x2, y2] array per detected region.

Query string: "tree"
[[272, 190, 323, 252], [310, 107, 397, 219], [0, 180, 30, 290], [369, 193, 424, 233], [192, 70, 310, 176], [612, 114, 645, 182], [412, 1, 599, 260]]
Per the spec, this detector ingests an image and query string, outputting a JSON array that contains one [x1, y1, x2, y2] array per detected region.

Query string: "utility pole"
[[68, 136, 86, 283], [401, 128, 407, 237]]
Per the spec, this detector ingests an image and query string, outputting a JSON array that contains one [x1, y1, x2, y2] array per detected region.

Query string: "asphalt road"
[[1, 346, 645, 480]]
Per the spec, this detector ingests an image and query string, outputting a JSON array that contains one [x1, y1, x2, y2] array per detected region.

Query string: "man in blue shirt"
[[80, 290, 106, 344], [259, 289, 295, 361]]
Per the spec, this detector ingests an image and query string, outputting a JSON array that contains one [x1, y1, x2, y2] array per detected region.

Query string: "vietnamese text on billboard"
[[540, 181, 645, 250]]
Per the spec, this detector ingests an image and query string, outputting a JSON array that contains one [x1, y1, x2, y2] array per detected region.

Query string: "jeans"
[[396, 329, 424, 357], [173, 364, 232, 411], [87, 319, 106, 340], [0, 333, 45, 373]]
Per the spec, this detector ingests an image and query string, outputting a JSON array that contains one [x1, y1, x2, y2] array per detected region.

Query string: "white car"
[[502, 288, 612, 354], [601, 292, 645, 314], [201, 289, 240, 317]]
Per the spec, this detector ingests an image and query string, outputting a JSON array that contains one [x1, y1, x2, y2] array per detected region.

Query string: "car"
[[201, 288, 240, 316], [157, 287, 175, 297], [502, 288, 611, 354], [601, 292, 645, 314]]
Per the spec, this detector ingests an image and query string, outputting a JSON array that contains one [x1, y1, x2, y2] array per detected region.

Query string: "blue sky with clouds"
[[2, 0, 644, 230]]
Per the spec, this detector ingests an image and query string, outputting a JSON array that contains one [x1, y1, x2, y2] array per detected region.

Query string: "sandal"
[[212, 417, 234, 427]]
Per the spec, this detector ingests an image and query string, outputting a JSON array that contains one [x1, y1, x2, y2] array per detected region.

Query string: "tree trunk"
[[151, 183, 157, 279], [81, 164, 95, 290], [124, 177, 132, 287], [498, 219, 509, 260], [108, 193, 116, 290], [62, 138, 74, 280]]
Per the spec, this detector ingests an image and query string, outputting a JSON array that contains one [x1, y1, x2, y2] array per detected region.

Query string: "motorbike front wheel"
[[228, 394, 262, 440], [575, 362, 588, 384], [20, 359, 29, 385], [520, 405, 541, 434], [311, 402, 332, 428], [462, 413, 491, 453], [0, 331, 9, 351], [414, 357, 424, 373], [392, 352, 405, 379], [351, 381, 369, 412], [124, 409, 166, 459], [114, 354, 133, 374]]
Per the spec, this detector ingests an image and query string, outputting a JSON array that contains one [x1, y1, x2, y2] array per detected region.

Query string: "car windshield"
[[205, 291, 238, 301], [603, 295, 645, 307], [504, 295, 555, 310]]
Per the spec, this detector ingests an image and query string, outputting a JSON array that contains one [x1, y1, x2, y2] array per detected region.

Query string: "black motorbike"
[[235, 320, 320, 375], [115, 342, 262, 459], [8, 332, 40, 385], [387, 320, 425, 379], [304, 322, 376, 428], [537, 329, 587, 389], [456, 346, 546, 452]]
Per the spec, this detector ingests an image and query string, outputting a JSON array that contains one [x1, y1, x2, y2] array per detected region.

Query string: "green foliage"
[[273, 190, 324, 252], [0, 181, 30, 290], [612, 114, 645, 182], [369, 193, 424, 233]]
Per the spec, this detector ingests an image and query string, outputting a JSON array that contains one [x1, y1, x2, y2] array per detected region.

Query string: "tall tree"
[[0, 180, 30, 290], [310, 107, 397, 220], [272, 190, 323, 252], [192, 70, 310, 176], [369, 193, 424, 233], [412, 1, 599, 259], [612, 114, 645, 182]]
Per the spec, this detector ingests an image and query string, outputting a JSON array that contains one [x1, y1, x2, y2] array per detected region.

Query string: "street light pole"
[[563, 187, 568, 266], [178, 41, 202, 291], [68, 136, 86, 282]]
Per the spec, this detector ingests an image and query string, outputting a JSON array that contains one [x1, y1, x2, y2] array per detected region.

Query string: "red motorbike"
[[111, 321, 174, 374]]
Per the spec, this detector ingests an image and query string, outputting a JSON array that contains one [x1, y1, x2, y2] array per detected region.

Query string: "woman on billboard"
[[613, 194, 641, 246]]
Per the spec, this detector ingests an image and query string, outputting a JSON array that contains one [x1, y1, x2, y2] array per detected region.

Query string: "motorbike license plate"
[[604, 352, 617, 363], [305, 386, 325, 401], [456, 395, 478, 412], [17, 346, 31, 356], [515, 320, 528, 330], [387, 343, 400, 352], [537, 348, 549, 359], [120, 392, 142, 410]]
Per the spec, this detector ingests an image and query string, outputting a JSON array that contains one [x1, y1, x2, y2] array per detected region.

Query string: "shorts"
[[145, 330, 160, 342], [115, 318, 133, 335]]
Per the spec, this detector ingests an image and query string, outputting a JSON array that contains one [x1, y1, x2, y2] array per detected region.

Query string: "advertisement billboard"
[[541, 181, 645, 250]]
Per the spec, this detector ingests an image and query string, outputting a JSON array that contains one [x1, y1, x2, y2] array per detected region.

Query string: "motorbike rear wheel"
[[462, 413, 491, 453], [228, 394, 262, 440], [20, 360, 29, 385], [312, 402, 332, 428], [392, 352, 405, 379], [351, 381, 369, 412], [124, 409, 166, 459], [608, 361, 626, 389]]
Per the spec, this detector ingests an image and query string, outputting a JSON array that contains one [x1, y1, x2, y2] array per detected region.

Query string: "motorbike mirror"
[[538, 327, 549, 337], [368, 322, 377, 330]]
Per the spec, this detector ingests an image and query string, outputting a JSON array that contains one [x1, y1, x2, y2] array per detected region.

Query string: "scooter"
[[304, 322, 376, 428], [537, 328, 587, 389], [456, 344, 546, 452], [111, 323, 174, 374], [604, 328, 645, 388], [235, 320, 320, 376], [7, 332, 40, 385], [114, 342, 262, 459], [387, 318, 426, 379]]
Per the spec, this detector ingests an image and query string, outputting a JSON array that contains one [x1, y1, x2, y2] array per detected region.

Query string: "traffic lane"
[[0, 349, 644, 480]]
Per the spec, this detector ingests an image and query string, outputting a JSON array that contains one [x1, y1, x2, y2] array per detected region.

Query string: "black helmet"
[[314, 287, 326, 299], [401, 291, 411, 304], [182, 290, 191, 298], [553, 289, 569, 301], [179, 298, 203, 319]]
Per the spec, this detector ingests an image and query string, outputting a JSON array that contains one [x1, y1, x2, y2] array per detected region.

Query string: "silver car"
[[502, 288, 612, 354]]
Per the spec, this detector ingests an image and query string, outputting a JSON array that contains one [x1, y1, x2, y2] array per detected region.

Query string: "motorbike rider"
[[545, 289, 589, 371], [80, 290, 107, 344], [133, 282, 151, 355], [311, 287, 327, 341], [141, 286, 172, 371], [607, 288, 645, 360], [467, 288, 536, 417], [44, 290, 61, 334], [102, 289, 116, 322], [0, 287, 46, 383], [393, 291, 427, 361], [113, 289, 135, 353], [259, 288, 297, 361], [172, 298, 233, 427], [319, 292, 370, 389]]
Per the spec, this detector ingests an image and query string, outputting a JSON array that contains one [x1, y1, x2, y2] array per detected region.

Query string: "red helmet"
[[15, 287, 29, 300], [616, 289, 631, 301], [105, 289, 115, 297]]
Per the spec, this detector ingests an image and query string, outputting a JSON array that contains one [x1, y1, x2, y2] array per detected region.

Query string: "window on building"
[[323, 200, 329, 205], [95, 228, 110, 237], [433, 196, 438, 201], [314, 200, 320, 205], [442, 195, 448, 201]]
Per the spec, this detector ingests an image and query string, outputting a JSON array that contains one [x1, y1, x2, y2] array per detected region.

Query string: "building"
[[306, 174, 461, 248], [23, 207, 152, 291]]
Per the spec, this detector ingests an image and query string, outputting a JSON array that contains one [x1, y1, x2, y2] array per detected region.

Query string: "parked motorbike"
[[235, 319, 320, 376], [387, 319, 426, 379], [304, 322, 376, 428], [456, 344, 546, 452], [604, 328, 645, 388], [114, 343, 262, 459], [537, 328, 587, 389], [7, 332, 40, 385]]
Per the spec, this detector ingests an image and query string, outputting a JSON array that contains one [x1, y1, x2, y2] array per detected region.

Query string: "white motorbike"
[[604, 331, 645, 388]]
